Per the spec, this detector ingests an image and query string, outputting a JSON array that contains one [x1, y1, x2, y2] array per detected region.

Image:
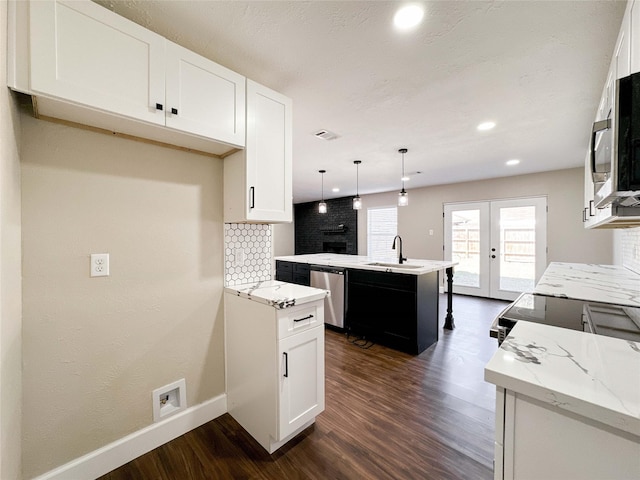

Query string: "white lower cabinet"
[[494, 388, 640, 480], [225, 293, 325, 453]]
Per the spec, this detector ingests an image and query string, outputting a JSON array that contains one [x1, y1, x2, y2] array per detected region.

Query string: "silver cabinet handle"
[[590, 118, 610, 183]]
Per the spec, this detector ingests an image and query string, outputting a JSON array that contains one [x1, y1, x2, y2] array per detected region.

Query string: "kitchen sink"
[[365, 262, 423, 269]]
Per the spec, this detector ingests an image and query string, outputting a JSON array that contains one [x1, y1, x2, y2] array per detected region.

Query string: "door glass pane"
[[451, 210, 480, 288], [499, 206, 536, 292]]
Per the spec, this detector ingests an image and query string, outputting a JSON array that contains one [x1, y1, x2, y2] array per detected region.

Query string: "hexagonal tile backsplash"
[[224, 223, 272, 286]]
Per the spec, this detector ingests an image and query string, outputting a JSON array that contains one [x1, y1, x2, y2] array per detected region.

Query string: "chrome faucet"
[[392, 235, 407, 264]]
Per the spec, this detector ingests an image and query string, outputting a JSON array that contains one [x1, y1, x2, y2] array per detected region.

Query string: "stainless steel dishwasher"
[[310, 265, 345, 329]]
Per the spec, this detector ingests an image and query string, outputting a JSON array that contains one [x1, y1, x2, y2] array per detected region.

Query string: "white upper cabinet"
[[29, 0, 166, 127], [245, 80, 292, 222], [632, 0, 640, 74], [10, 0, 245, 153], [613, 7, 631, 81], [224, 80, 293, 223], [165, 41, 245, 146]]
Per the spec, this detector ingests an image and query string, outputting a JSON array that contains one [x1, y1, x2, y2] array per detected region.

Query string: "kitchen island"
[[485, 321, 640, 479], [275, 254, 457, 354]]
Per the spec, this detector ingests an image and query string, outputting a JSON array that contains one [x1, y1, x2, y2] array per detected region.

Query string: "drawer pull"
[[293, 314, 314, 323]]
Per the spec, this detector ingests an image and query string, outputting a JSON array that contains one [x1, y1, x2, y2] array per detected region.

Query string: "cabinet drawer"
[[277, 301, 324, 339]]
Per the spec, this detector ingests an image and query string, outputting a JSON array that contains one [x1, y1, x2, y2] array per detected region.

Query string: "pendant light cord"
[[319, 169, 326, 202]]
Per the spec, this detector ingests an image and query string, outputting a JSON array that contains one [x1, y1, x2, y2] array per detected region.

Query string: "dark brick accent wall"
[[294, 197, 358, 255]]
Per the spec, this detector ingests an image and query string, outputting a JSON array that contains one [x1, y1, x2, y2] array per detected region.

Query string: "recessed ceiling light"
[[332, 187, 340, 193], [394, 4, 425, 30], [506, 159, 520, 166], [477, 121, 496, 131]]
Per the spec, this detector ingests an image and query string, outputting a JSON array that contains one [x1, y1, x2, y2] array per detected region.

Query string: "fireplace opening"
[[323, 241, 347, 254]]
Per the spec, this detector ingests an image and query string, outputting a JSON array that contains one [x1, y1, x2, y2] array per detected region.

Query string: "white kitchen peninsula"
[[485, 321, 640, 480], [225, 281, 329, 453]]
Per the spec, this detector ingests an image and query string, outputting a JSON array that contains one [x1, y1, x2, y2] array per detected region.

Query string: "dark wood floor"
[[99, 294, 508, 480]]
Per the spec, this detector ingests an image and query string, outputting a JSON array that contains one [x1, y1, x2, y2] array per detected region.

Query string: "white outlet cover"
[[90, 253, 110, 277]]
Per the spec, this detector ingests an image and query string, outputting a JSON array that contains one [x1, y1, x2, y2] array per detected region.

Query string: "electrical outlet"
[[90, 253, 109, 277], [235, 248, 245, 266]]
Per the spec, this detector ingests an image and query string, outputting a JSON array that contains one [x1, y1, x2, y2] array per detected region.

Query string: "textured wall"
[[294, 197, 358, 255], [21, 116, 225, 477], [0, 1, 23, 477], [358, 168, 613, 267]]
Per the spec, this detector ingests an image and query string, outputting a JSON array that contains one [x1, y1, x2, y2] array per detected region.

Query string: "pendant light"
[[398, 148, 409, 206], [318, 169, 327, 214], [352, 160, 362, 210]]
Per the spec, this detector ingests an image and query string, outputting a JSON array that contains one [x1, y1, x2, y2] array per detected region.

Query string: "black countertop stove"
[[491, 293, 640, 344]]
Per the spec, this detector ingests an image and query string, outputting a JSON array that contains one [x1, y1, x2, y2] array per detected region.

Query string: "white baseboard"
[[33, 394, 227, 480]]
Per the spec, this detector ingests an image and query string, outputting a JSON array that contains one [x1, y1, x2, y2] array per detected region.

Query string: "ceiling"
[[96, 0, 627, 204]]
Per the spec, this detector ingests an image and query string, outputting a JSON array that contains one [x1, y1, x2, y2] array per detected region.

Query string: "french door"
[[444, 197, 547, 301]]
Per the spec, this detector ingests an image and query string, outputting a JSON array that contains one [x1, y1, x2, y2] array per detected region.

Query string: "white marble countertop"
[[275, 253, 456, 275], [534, 262, 640, 308], [485, 321, 640, 436], [225, 280, 329, 309]]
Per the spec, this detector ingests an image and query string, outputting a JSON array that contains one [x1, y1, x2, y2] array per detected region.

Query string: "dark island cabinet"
[[275, 260, 310, 286], [345, 269, 439, 354]]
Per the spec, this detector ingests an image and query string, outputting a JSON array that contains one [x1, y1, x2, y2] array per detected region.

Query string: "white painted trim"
[[33, 394, 227, 480]]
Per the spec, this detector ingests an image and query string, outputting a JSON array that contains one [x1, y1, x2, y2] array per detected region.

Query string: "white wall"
[[616, 227, 640, 274], [273, 222, 295, 257], [357, 168, 613, 266], [0, 0, 23, 477], [20, 115, 225, 478]]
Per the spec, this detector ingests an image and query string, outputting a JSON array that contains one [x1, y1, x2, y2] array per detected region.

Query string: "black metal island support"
[[444, 266, 455, 330]]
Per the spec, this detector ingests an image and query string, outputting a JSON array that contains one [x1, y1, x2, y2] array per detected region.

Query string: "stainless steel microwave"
[[591, 71, 640, 208]]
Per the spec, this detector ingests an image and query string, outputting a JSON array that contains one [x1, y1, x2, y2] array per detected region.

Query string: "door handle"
[[283, 352, 288, 378], [491, 255, 496, 259], [249, 186, 255, 209], [171, 107, 178, 115], [293, 314, 314, 323], [590, 118, 610, 183], [155, 103, 163, 111]]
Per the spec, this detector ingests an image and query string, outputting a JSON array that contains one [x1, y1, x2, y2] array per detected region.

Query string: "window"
[[367, 207, 397, 259]]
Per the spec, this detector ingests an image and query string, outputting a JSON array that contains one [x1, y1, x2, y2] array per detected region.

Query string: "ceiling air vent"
[[314, 129, 339, 141]]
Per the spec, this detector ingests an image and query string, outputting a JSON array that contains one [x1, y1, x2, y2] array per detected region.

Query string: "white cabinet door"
[[165, 41, 245, 147], [278, 326, 324, 440], [632, 0, 640, 74], [29, 0, 165, 126], [500, 391, 640, 480], [245, 80, 292, 223], [614, 9, 631, 81]]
